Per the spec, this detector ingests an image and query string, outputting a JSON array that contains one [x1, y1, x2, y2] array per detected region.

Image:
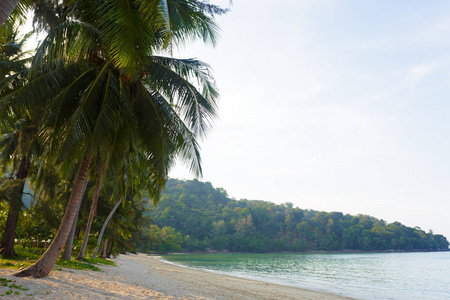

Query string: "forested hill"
[[140, 179, 449, 253]]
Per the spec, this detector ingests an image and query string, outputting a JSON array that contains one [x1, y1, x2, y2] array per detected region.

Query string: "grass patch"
[[55, 259, 100, 272], [0, 247, 37, 270], [83, 257, 116, 266], [0, 260, 35, 270], [15, 248, 41, 260], [0, 277, 28, 297], [1, 246, 116, 272]]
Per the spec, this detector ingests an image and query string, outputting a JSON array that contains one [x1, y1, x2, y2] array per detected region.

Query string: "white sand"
[[0, 254, 354, 299]]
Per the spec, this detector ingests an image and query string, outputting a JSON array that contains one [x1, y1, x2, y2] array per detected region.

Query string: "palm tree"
[[1, 0, 223, 278], [0, 23, 34, 257], [91, 145, 167, 257], [92, 195, 122, 257], [0, 117, 39, 256]]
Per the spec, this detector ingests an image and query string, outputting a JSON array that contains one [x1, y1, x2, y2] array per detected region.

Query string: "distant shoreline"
[[150, 247, 450, 255]]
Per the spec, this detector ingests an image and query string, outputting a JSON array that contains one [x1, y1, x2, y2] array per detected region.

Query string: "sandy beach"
[[0, 254, 354, 299]]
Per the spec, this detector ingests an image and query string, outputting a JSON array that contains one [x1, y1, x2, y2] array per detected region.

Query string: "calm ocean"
[[160, 252, 450, 300]]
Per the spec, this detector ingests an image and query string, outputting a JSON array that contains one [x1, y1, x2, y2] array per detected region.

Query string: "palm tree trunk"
[[106, 239, 114, 258], [60, 210, 78, 261], [76, 158, 104, 261], [60, 182, 86, 261], [0, 0, 20, 26], [92, 196, 122, 257], [0, 156, 28, 257], [101, 238, 108, 258], [14, 153, 92, 278], [0, 205, 20, 256]]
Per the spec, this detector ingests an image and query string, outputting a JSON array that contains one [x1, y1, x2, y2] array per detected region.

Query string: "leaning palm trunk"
[[14, 154, 92, 278], [0, 156, 28, 257], [60, 211, 78, 261], [60, 185, 85, 261], [92, 196, 122, 257], [0, 0, 20, 26], [77, 158, 104, 261]]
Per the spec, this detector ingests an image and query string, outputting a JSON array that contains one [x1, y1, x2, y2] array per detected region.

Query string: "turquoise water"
[[160, 252, 450, 299]]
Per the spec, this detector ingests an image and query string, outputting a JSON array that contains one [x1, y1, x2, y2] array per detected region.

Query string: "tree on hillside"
[[144, 179, 450, 253]]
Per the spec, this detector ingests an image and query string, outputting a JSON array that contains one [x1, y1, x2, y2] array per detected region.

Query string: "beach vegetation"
[[0, 0, 225, 278], [0, 278, 28, 295], [0, 244, 114, 272], [0, 245, 42, 270], [0, 22, 34, 257], [55, 259, 101, 271], [83, 256, 116, 266]]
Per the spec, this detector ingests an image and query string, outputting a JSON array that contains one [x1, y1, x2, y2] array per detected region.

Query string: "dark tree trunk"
[[106, 239, 114, 258], [101, 238, 108, 258], [0, 207, 19, 257], [14, 153, 92, 278], [0, 156, 28, 257], [75, 224, 80, 239]]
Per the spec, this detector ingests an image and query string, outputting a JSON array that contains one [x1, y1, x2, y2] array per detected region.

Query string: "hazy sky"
[[169, 0, 450, 239]]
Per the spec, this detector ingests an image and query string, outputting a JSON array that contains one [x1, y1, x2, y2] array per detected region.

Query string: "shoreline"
[[156, 248, 450, 255], [0, 253, 354, 299]]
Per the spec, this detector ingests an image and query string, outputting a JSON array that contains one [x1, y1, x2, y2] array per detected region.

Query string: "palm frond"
[[166, 0, 220, 47], [134, 85, 203, 177], [54, 62, 111, 162], [97, 0, 155, 81], [33, 20, 103, 66], [145, 56, 218, 138], [191, 0, 230, 17], [0, 0, 32, 30], [0, 60, 93, 119], [151, 55, 218, 102]]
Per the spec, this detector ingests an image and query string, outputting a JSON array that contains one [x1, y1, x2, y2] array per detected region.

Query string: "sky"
[[168, 0, 450, 240]]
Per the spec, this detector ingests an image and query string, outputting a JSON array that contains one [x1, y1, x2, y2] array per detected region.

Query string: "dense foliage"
[[138, 179, 449, 253], [0, 1, 226, 278]]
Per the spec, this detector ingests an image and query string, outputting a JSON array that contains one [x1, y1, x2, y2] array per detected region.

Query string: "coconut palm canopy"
[[0, 0, 225, 278]]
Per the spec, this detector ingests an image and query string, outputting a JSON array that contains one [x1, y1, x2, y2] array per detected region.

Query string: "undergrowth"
[[0, 246, 116, 272]]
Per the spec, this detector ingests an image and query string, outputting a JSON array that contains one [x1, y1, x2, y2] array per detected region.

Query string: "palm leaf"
[[33, 20, 103, 66], [97, 0, 155, 81], [145, 56, 218, 138], [134, 85, 203, 177]]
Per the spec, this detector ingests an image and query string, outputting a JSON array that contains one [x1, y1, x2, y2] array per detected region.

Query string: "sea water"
[[160, 252, 450, 300]]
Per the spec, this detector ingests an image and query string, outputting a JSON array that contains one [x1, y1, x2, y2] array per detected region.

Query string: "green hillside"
[[133, 179, 449, 253]]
